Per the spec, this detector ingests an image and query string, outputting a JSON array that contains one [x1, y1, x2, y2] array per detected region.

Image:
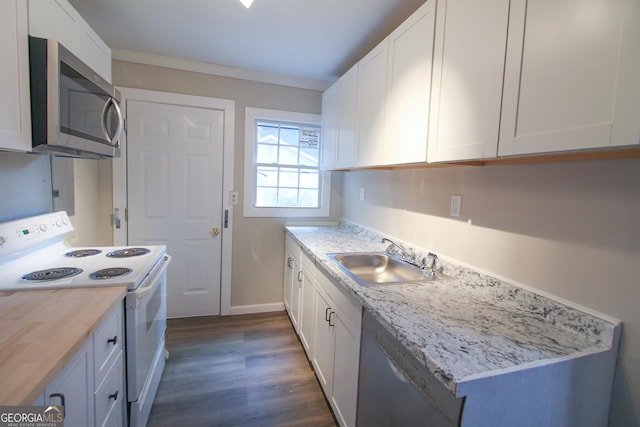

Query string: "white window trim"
[[243, 107, 330, 218]]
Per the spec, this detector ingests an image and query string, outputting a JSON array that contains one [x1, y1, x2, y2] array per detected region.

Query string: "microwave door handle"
[[101, 97, 125, 147]]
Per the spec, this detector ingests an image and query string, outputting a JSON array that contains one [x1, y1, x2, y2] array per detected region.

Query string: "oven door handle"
[[135, 254, 171, 299]]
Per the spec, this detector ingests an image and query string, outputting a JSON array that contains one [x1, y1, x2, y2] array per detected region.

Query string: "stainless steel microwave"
[[29, 36, 123, 159]]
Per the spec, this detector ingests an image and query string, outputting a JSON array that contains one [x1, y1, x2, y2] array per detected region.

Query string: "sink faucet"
[[381, 238, 413, 262], [424, 252, 444, 276]]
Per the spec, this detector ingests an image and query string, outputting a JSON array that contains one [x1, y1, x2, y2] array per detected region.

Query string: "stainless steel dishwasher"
[[356, 309, 465, 427]]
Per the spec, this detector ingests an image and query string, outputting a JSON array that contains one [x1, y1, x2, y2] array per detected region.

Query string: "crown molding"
[[112, 49, 333, 91]]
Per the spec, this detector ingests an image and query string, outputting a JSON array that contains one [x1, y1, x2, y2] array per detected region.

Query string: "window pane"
[[249, 113, 324, 214], [299, 189, 319, 207], [256, 144, 277, 164], [257, 124, 278, 144], [280, 127, 299, 146], [279, 145, 299, 165], [279, 167, 298, 187], [299, 170, 319, 188], [255, 187, 277, 207], [256, 166, 278, 186], [278, 188, 298, 207], [299, 147, 319, 167]]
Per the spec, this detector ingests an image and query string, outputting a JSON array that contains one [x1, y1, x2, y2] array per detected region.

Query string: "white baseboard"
[[229, 302, 285, 315]]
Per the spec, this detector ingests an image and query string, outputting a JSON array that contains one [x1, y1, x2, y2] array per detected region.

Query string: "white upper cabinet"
[[321, 64, 358, 170], [384, 0, 436, 165], [355, 40, 388, 167], [499, 0, 640, 156], [427, 0, 510, 162], [0, 1, 31, 152], [28, 0, 112, 83], [321, 82, 339, 170], [336, 65, 358, 168]]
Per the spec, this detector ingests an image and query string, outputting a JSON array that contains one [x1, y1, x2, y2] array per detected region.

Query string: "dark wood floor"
[[147, 311, 338, 427]]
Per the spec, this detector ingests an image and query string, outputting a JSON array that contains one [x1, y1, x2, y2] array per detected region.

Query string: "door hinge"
[[124, 207, 128, 222], [224, 209, 229, 228]]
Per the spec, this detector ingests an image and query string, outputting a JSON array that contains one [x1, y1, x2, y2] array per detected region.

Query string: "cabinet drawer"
[[94, 351, 124, 427], [94, 303, 123, 388]]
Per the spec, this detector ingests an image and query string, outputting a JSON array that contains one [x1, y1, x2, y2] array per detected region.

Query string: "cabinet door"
[[427, 0, 510, 162], [336, 65, 358, 168], [499, 0, 640, 155], [290, 257, 302, 332], [283, 252, 294, 313], [299, 270, 317, 359], [28, 0, 112, 83], [384, 0, 436, 165], [76, 21, 112, 83], [356, 40, 388, 167], [331, 311, 361, 427], [45, 339, 95, 427], [28, 0, 78, 52], [312, 286, 334, 395], [321, 82, 339, 170], [0, 0, 32, 152]]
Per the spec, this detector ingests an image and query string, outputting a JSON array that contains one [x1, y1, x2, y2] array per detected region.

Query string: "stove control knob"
[[39, 223, 48, 232]]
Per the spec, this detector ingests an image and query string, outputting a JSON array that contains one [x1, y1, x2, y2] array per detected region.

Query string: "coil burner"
[[89, 267, 133, 280], [65, 249, 102, 258], [22, 267, 83, 281], [107, 248, 151, 258]]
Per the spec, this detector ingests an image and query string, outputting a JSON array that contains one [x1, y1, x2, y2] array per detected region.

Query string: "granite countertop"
[[285, 221, 620, 396]]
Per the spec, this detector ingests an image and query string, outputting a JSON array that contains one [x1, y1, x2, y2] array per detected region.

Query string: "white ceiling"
[[68, 0, 426, 86]]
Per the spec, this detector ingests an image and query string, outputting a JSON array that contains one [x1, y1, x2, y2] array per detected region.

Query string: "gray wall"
[[0, 151, 52, 222], [112, 60, 343, 309], [342, 159, 640, 426]]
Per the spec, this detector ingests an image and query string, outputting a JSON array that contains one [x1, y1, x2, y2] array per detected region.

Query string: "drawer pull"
[[109, 391, 119, 401], [107, 336, 117, 345], [329, 311, 335, 327], [325, 307, 331, 322]]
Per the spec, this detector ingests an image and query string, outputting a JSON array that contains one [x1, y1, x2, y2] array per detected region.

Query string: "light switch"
[[450, 195, 462, 217]]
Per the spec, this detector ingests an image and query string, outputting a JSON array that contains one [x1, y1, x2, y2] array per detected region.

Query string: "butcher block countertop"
[[0, 286, 127, 405]]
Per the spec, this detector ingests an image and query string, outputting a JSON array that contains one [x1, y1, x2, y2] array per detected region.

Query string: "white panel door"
[[127, 100, 224, 318]]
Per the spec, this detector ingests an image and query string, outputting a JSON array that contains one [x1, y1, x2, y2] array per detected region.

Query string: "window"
[[244, 108, 330, 217]]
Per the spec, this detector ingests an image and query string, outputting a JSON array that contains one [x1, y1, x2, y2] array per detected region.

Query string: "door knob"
[[211, 227, 220, 236]]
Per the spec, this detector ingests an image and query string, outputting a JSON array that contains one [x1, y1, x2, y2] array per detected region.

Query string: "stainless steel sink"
[[327, 252, 448, 286]]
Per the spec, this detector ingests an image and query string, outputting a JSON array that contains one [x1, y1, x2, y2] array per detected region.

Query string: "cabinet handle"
[[297, 271, 303, 283], [287, 257, 293, 269], [49, 393, 65, 418], [107, 335, 118, 345], [325, 307, 331, 322], [109, 390, 119, 401], [329, 311, 335, 327]]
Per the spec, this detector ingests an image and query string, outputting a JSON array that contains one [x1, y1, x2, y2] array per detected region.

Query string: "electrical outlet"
[[450, 195, 462, 217], [229, 191, 239, 205], [360, 187, 366, 201]]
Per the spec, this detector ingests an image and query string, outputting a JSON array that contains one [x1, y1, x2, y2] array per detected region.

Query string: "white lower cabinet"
[[312, 272, 362, 427], [45, 338, 95, 426], [284, 234, 302, 331], [283, 234, 362, 427], [298, 252, 317, 358], [38, 302, 125, 427]]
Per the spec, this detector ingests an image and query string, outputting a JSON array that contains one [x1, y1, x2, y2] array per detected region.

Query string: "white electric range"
[[0, 211, 169, 427]]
